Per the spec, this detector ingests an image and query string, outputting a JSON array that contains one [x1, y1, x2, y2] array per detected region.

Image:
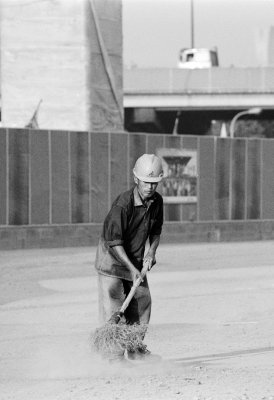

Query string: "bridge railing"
[[124, 67, 274, 94]]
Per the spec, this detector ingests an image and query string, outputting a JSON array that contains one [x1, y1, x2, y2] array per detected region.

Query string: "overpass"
[[123, 67, 274, 134], [124, 67, 274, 110]]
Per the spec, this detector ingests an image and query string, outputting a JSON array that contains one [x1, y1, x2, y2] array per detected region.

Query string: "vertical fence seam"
[[88, 131, 92, 222], [68, 131, 72, 224], [145, 133, 148, 153], [197, 136, 201, 222], [108, 132, 111, 209], [260, 140, 264, 219], [6, 128, 9, 225], [244, 139, 248, 220], [213, 136, 217, 222], [179, 135, 183, 222], [28, 130, 32, 225], [48, 130, 52, 224], [127, 132, 130, 189], [163, 134, 167, 221], [228, 138, 233, 220]]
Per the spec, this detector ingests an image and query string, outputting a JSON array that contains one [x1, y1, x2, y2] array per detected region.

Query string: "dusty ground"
[[1, 241, 274, 400]]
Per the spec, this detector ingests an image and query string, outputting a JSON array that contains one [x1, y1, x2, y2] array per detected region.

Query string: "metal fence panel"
[[0, 130, 7, 225], [51, 131, 70, 224], [70, 131, 90, 223], [8, 129, 29, 225], [90, 131, 110, 222], [215, 138, 230, 220], [147, 134, 165, 154], [231, 139, 246, 220], [129, 133, 146, 187], [198, 137, 215, 221], [110, 133, 128, 202], [30, 130, 50, 224], [262, 139, 274, 219], [246, 139, 261, 219]]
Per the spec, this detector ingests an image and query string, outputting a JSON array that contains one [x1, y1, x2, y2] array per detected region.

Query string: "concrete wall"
[[0, 0, 123, 131], [1, 220, 274, 250]]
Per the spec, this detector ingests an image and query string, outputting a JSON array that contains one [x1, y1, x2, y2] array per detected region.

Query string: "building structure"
[[0, 0, 123, 132]]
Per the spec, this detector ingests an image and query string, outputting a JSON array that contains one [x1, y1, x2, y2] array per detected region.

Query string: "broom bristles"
[[92, 322, 148, 356]]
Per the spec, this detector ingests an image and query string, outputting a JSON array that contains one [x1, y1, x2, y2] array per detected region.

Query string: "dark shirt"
[[95, 186, 163, 280]]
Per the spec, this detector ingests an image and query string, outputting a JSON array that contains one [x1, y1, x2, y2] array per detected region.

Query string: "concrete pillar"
[[0, 0, 123, 132]]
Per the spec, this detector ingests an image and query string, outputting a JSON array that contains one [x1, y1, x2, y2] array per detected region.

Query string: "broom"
[[92, 262, 150, 357]]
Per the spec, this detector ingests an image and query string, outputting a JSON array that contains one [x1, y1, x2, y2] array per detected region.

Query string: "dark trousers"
[[97, 273, 151, 325]]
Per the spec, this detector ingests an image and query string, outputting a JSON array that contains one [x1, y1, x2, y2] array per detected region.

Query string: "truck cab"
[[178, 48, 219, 69]]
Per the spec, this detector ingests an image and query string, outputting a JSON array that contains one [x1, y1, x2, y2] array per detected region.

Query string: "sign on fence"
[[157, 148, 198, 204]]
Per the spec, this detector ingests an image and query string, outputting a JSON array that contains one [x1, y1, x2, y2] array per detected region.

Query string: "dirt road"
[[1, 241, 274, 400]]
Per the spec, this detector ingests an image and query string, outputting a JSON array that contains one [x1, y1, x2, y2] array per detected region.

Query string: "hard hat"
[[133, 154, 163, 183]]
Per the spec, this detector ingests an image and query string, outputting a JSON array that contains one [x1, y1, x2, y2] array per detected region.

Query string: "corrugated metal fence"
[[1, 128, 274, 226]]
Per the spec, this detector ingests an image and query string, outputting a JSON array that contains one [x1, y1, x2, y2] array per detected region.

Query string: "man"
[[94, 153, 164, 362]]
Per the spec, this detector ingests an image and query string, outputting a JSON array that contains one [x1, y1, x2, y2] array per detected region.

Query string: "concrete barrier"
[[1, 220, 274, 250]]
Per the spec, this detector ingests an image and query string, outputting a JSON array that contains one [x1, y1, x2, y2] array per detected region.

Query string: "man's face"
[[135, 178, 158, 200]]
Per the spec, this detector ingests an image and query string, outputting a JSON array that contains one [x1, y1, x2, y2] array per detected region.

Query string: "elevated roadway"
[[123, 67, 274, 111]]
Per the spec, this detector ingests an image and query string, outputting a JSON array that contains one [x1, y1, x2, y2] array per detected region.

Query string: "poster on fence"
[[157, 148, 198, 204]]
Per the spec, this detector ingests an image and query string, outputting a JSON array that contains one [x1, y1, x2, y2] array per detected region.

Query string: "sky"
[[122, 0, 274, 68]]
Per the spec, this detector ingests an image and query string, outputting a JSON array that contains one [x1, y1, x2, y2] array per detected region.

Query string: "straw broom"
[[92, 262, 150, 357]]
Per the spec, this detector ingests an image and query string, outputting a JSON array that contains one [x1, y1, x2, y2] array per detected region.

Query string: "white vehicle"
[[178, 47, 219, 69]]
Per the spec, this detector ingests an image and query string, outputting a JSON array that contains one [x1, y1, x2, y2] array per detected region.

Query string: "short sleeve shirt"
[[95, 186, 163, 280]]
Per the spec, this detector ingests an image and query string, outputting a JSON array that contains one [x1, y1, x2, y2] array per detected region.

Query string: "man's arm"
[[112, 245, 143, 282], [143, 234, 161, 271]]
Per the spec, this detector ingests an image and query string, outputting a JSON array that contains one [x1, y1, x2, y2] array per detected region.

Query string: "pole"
[[229, 110, 247, 138], [229, 108, 262, 138], [190, 0, 194, 48]]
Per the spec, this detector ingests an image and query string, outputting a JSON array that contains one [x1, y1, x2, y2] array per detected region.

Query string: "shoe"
[[126, 348, 162, 362]]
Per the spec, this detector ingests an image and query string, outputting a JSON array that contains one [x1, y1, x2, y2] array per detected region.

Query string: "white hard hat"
[[133, 154, 163, 183]]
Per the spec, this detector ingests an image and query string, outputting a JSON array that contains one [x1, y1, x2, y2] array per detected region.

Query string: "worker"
[[94, 154, 164, 362]]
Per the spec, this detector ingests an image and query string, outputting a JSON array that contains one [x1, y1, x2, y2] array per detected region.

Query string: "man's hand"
[[142, 254, 156, 274], [130, 267, 143, 283], [143, 235, 160, 274]]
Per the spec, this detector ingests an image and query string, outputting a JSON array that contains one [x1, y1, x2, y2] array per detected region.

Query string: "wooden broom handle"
[[120, 262, 150, 314]]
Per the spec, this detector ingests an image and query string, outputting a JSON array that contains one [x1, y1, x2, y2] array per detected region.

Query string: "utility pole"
[[191, 0, 194, 48]]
